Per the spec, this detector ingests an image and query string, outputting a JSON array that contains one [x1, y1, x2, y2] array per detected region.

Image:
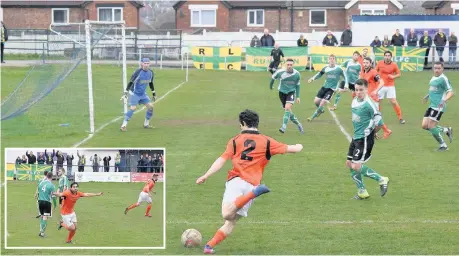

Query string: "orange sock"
[[234, 191, 255, 209], [207, 230, 227, 248], [145, 204, 152, 215], [67, 230, 75, 242], [382, 124, 391, 133], [393, 103, 402, 119], [127, 203, 138, 210]]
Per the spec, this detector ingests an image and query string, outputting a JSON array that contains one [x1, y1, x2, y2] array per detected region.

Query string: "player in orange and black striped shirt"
[[196, 109, 303, 254]]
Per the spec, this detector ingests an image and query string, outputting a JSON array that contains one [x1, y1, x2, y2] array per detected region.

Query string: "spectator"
[[90, 154, 101, 172], [55, 150, 65, 172], [21, 155, 28, 164], [114, 152, 121, 172], [260, 29, 275, 47], [152, 154, 160, 173], [147, 155, 153, 173], [323, 31, 338, 46], [370, 36, 382, 47], [15, 156, 22, 167], [159, 154, 164, 172], [44, 149, 54, 173], [434, 29, 447, 62], [66, 153, 74, 176], [250, 35, 261, 47], [382, 35, 391, 47], [26, 150, 37, 164], [1, 21, 8, 63], [103, 155, 111, 172], [448, 31, 457, 65], [297, 35, 308, 47], [37, 152, 45, 165], [391, 29, 405, 46], [407, 28, 418, 47], [419, 30, 432, 66], [340, 25, 352, 46], [77, 150, 85, 172]]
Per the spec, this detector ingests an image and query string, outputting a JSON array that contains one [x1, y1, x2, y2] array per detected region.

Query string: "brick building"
[[173, 0, 404, 33], [422, 1, 459, 15], [1, 1, 144, 29]]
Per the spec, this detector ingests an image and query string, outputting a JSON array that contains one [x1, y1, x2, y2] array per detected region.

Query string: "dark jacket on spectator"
[[419, 35, 432, 48], [370, 40, 382, 47], [103, 156, 111, 167], [391, 33, 405, 46], [323, 35, 338, 46], [250, 36, 261, 47], [16, 157, 22, 165], [341, 29, 352, 46], [26, 151, 37, 164], [407, 33, 418, 47], [1, 22, 8, 42], [297, 38, 308, 47], [55, 150, 65, 166], [260, 34, 275, 47], [449, 35, 457, 50], [434, 32, 447, 47], [37, 153, 46, 165], [66, 154, 74, 167], [21, 157, 27, 164]]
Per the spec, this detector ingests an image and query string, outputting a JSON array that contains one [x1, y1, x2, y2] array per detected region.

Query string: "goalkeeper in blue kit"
[[120, 58, 157, 131]]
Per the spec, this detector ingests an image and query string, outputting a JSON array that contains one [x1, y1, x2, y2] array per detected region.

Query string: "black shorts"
[[339, 81, 355, 91], [424, 107, 443, 122], [347, 131, 375, 163], [38, 200, 52, 217], [59, 196, 63, 205], [269, 61, 280, 70], [279, 91, 295, 108], [316, 87, 335, 101]]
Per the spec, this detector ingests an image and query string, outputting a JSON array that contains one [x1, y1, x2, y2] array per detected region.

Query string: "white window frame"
[[359, 4, 387, 15], [51, 8, 70, 24], [188, 5, 218, 27], [247, 9, 264, 27], [309, 9, 327, 27], [452, 3, 459, 14], [97, 7, 123, 22]]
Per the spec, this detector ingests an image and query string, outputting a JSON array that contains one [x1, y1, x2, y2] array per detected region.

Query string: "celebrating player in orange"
[[196, 109, 303, 254], [53, 182, 103, 244], [360, 57, 392, 139], [376, 50, 405, 124], [124, 174, 159, 217]]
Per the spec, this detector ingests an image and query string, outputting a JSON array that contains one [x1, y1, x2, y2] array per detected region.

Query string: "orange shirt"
[[61, 190, 84, 215], [360, 68, 381, 102], [142, 180, 155, 193], [221, 130, 288, 186], [376, 60, 400, 86]]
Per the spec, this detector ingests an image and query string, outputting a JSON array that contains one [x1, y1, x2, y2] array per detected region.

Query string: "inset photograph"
[[5, 148, 165, 249]]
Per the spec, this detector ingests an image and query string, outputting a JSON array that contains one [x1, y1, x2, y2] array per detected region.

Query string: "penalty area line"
[[72, 81, 187, 148], [168, 219, 459, 225]]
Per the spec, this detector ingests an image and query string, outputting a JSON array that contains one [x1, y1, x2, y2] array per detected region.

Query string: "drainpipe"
[[278, 7, 281, 31], [290, 1, 294, 32]]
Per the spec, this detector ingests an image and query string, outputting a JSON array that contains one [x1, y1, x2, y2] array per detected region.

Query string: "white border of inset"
[[4, 147, 166, 250]]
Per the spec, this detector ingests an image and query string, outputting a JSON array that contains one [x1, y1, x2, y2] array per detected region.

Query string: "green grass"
[[2, 67, 459, 254]]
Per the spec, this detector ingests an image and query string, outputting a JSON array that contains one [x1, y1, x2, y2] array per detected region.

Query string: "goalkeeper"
[[120, 58, 157, 131]]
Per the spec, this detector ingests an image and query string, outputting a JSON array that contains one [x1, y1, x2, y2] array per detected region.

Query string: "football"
[[181, 228, 202, 248]]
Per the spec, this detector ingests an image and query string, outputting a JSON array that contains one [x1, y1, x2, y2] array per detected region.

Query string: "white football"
[[181, 228, 202, 248]]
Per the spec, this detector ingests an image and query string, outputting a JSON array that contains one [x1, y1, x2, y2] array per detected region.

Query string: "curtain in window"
[[99, 9, 112, 21]]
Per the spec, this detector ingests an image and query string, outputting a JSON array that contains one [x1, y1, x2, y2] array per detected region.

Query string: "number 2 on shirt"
[[241, 139, 256, 161]]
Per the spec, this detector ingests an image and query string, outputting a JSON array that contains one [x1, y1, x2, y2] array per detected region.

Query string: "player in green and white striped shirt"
[[330, 51, 362, 110], [58, 168, 70, 206], [421, 62, 454, 151], [37, 172, 57, 237], [35, 170, 49, 218]]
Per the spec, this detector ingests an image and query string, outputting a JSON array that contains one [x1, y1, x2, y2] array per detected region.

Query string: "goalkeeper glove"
[[152, 92, 157, 102], [120, 91, 129, 101]]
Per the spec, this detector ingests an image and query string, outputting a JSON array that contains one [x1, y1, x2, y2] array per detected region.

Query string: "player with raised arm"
[[35, 170, 49, 218], [37, 171, 57, 238], [196, 109, 303, 254], [347, 79, 390, 200], [57, 167, 69, 207], [330, 51, 362, 111], [54, 182, 103, 244], [268, 42, 284, 74], [421, 62, 454, 151], [124, 174, 159, 217], [376, 51, 405, 124], [360, 57, 392, 139], [120, 58, 156, 131], [307, 54, 348, 121], [269, 58, 304, 134]]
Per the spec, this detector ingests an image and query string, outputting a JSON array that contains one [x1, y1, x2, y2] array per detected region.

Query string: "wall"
[[3, 7, 84, 29]]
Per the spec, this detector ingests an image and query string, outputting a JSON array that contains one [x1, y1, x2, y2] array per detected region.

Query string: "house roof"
[[1, 0, 144, 8], [225, 1, 286, 8], [421, 1, 445, 8], [292, 1, 348, 8], [345, 0, 403, 10]]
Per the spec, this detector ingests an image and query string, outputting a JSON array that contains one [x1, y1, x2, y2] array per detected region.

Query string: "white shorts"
[[137, 191, 152, 204], [222, 177, 255, 217], [61, 212, 77, 227], [378, 86, 396, 99]]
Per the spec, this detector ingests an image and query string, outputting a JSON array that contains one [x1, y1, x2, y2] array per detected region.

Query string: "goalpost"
[[49, 20, 128, 134]]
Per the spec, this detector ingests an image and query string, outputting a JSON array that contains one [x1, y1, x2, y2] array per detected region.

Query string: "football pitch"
[[1, 66, 459, 254]]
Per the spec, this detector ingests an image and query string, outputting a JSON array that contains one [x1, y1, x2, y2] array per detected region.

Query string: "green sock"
[[282, 110, 291, 128], [315, 102, 320, 108], [430, 127, 445, 145], [289, 113, 301, 126], [311, 106, 324, 119], [334, 93, 341, 106], [39, 218, 44, 232], [436, 125, 447, 133], [350, 169, 365, 190], [360, 165, 382, 182]]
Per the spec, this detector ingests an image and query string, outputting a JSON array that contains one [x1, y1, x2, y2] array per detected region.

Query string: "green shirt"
[[58, 176, 69, 192], [312, 65, 347, 90], [38, 179, 56, 202], [351, 96, 382, 139], [428, 74, 453, 112], [271, 68, 301, 97], [342, 60, 361, 84]]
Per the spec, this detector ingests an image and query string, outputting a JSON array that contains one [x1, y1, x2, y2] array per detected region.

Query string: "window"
[[359, 4, 387, 15], [189, 5, 218, 27], [452, 3, 459, 14], [247, 10, 264, 26], [309, 10, 326, 27], [454, 9, 459, 15], [98, 7, 123, 22], [360, 9, 386, 15], [52, 8, 69, 24]]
